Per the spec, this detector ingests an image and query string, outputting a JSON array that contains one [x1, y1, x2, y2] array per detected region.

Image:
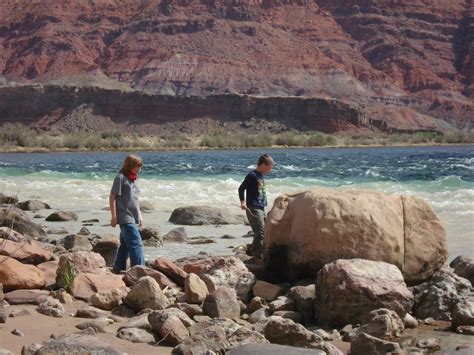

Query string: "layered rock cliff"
[[0, 0, 472, 133]]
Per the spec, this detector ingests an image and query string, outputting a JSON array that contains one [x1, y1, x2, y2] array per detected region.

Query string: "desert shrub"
[[306, 132, 335, 146], [0, 123, 36, 147], [272, 132, 301, 146], [37, 134, 63, 149], [63, 131, 89, 149], [85, 134, 102, 150]]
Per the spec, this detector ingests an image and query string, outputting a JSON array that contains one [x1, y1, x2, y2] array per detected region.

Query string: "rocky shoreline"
[[0, 191, 473, 354]]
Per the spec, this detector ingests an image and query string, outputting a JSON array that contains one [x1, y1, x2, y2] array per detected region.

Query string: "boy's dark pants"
[[246, 207, 265, 257]]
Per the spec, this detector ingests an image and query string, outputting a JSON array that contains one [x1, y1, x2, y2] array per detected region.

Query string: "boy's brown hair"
[[120, 154, 143, 174], [257, 154, 274, 166]]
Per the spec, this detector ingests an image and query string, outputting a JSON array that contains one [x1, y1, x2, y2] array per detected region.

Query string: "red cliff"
[[0, 0, 472, 133]]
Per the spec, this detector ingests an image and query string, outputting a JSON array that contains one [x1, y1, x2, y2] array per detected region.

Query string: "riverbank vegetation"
[[0, 123, 473, 152]]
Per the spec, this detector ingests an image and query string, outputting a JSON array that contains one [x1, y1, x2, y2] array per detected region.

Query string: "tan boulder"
[[0, 256, 46, 292], [0, 239, 53, 265], [71, 272, 126, 301], [184, 273, 209, 304], [264, 188, 447, 284], [37, 260, 59, 288]]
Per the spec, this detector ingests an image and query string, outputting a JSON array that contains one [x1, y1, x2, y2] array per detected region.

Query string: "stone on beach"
[[17, 199, 51, 211], [411, 266, 472, 321], [21, 333, 122, 355], [46, 210, 78, 221], [169, 205, 246, 225], [0, 256, 46, 292], [163, 226, 189, 242], [0, 239, 53, 265], [149, 257, 188, 286], [184, 273, 209, 304], [71, 272, 126, 301], [450, 255, 474, 285], [91, 237, 120, 267], [0, 207, 47, 239], [264, 188, 448, 284], [314, 259, 413, 327], [200, 256, 256, 302], [123, 265, 178, 289], [203, 286, 241, 319], [124, 276, 170, 311]]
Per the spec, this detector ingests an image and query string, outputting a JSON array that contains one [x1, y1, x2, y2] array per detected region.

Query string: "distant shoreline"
[[0, 142, 472, 154]]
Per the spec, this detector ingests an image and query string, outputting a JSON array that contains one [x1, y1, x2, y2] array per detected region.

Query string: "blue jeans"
[[113, 223, 145, 271]]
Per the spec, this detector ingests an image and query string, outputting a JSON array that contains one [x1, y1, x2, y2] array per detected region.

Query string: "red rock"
[[0, 256, 46, 292], [150, 258, 188, 287], [71, 272, 126, 301], [0, 239, 53, 265]]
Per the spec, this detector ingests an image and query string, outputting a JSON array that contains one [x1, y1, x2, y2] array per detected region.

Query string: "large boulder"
[[0, 256, 46, 292], [0, 207, 46, 239], [0, 239, 53, 264], [314, 259, 413, 327], [169, 206, 246, 225], [264, 188, 447, 284]]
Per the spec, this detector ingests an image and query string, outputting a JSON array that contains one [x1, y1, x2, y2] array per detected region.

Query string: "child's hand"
[[139, 216, 144, 227], [111, 216, 117, 228], [240, 201, 247, 210]]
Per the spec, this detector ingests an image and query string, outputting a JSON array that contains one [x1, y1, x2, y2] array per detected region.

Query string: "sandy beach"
[[0, 301, 172, 354]]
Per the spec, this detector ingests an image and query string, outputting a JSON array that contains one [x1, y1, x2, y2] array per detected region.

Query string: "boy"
[[238, 154, 274, 260]]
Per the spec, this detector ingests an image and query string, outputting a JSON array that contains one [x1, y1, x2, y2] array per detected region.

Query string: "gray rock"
[[36, 297, 65, 318], [273, 311, 302, 323], [17, 199, 51, 211], [350, 332, 402, 354], [11, 328, 24, 336], [63, 234, 92, 252], [169, 206, 245, 225], [46, 211, 78, 222], [163, 227, 189, 242], [139, 226, 163, 247], [269, 296, 295, 312], [315, 259, 413, 327], [139, 201, 155, 212], [0, 206, 46, 239], [203, 286, 241, 319], [20, 333, 122, 354], [75, 317, 114, 333], [249, 307, 271, 324], [452, 296, 474, 328], [416, 338, 441, 352], [117, 327, 156, 343], [263, 317, 322, 347], [123, 276, 170, 312], [450, 255, 474, 285], [228, 343, 325, 355], [170, 303, 203, 318], [412, 266, 471, 321], [0, 348, 14, 355], [75, 306, 110, 319], [456, 325, 474, 335], [287, 285, 315, 325], [92, 237, 119, 267], [358, 308, 405, 340], [404, 313, 418, 328]]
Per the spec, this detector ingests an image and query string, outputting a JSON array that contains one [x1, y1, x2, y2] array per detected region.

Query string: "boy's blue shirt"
[[238, 170, 267, 209]]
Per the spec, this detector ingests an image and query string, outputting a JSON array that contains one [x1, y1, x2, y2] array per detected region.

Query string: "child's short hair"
[[257, 154, 274, 166], [120, 154, 143, 174]]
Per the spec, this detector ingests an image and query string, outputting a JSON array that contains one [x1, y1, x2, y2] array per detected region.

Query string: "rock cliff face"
[[0, 0, 472, 132]]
